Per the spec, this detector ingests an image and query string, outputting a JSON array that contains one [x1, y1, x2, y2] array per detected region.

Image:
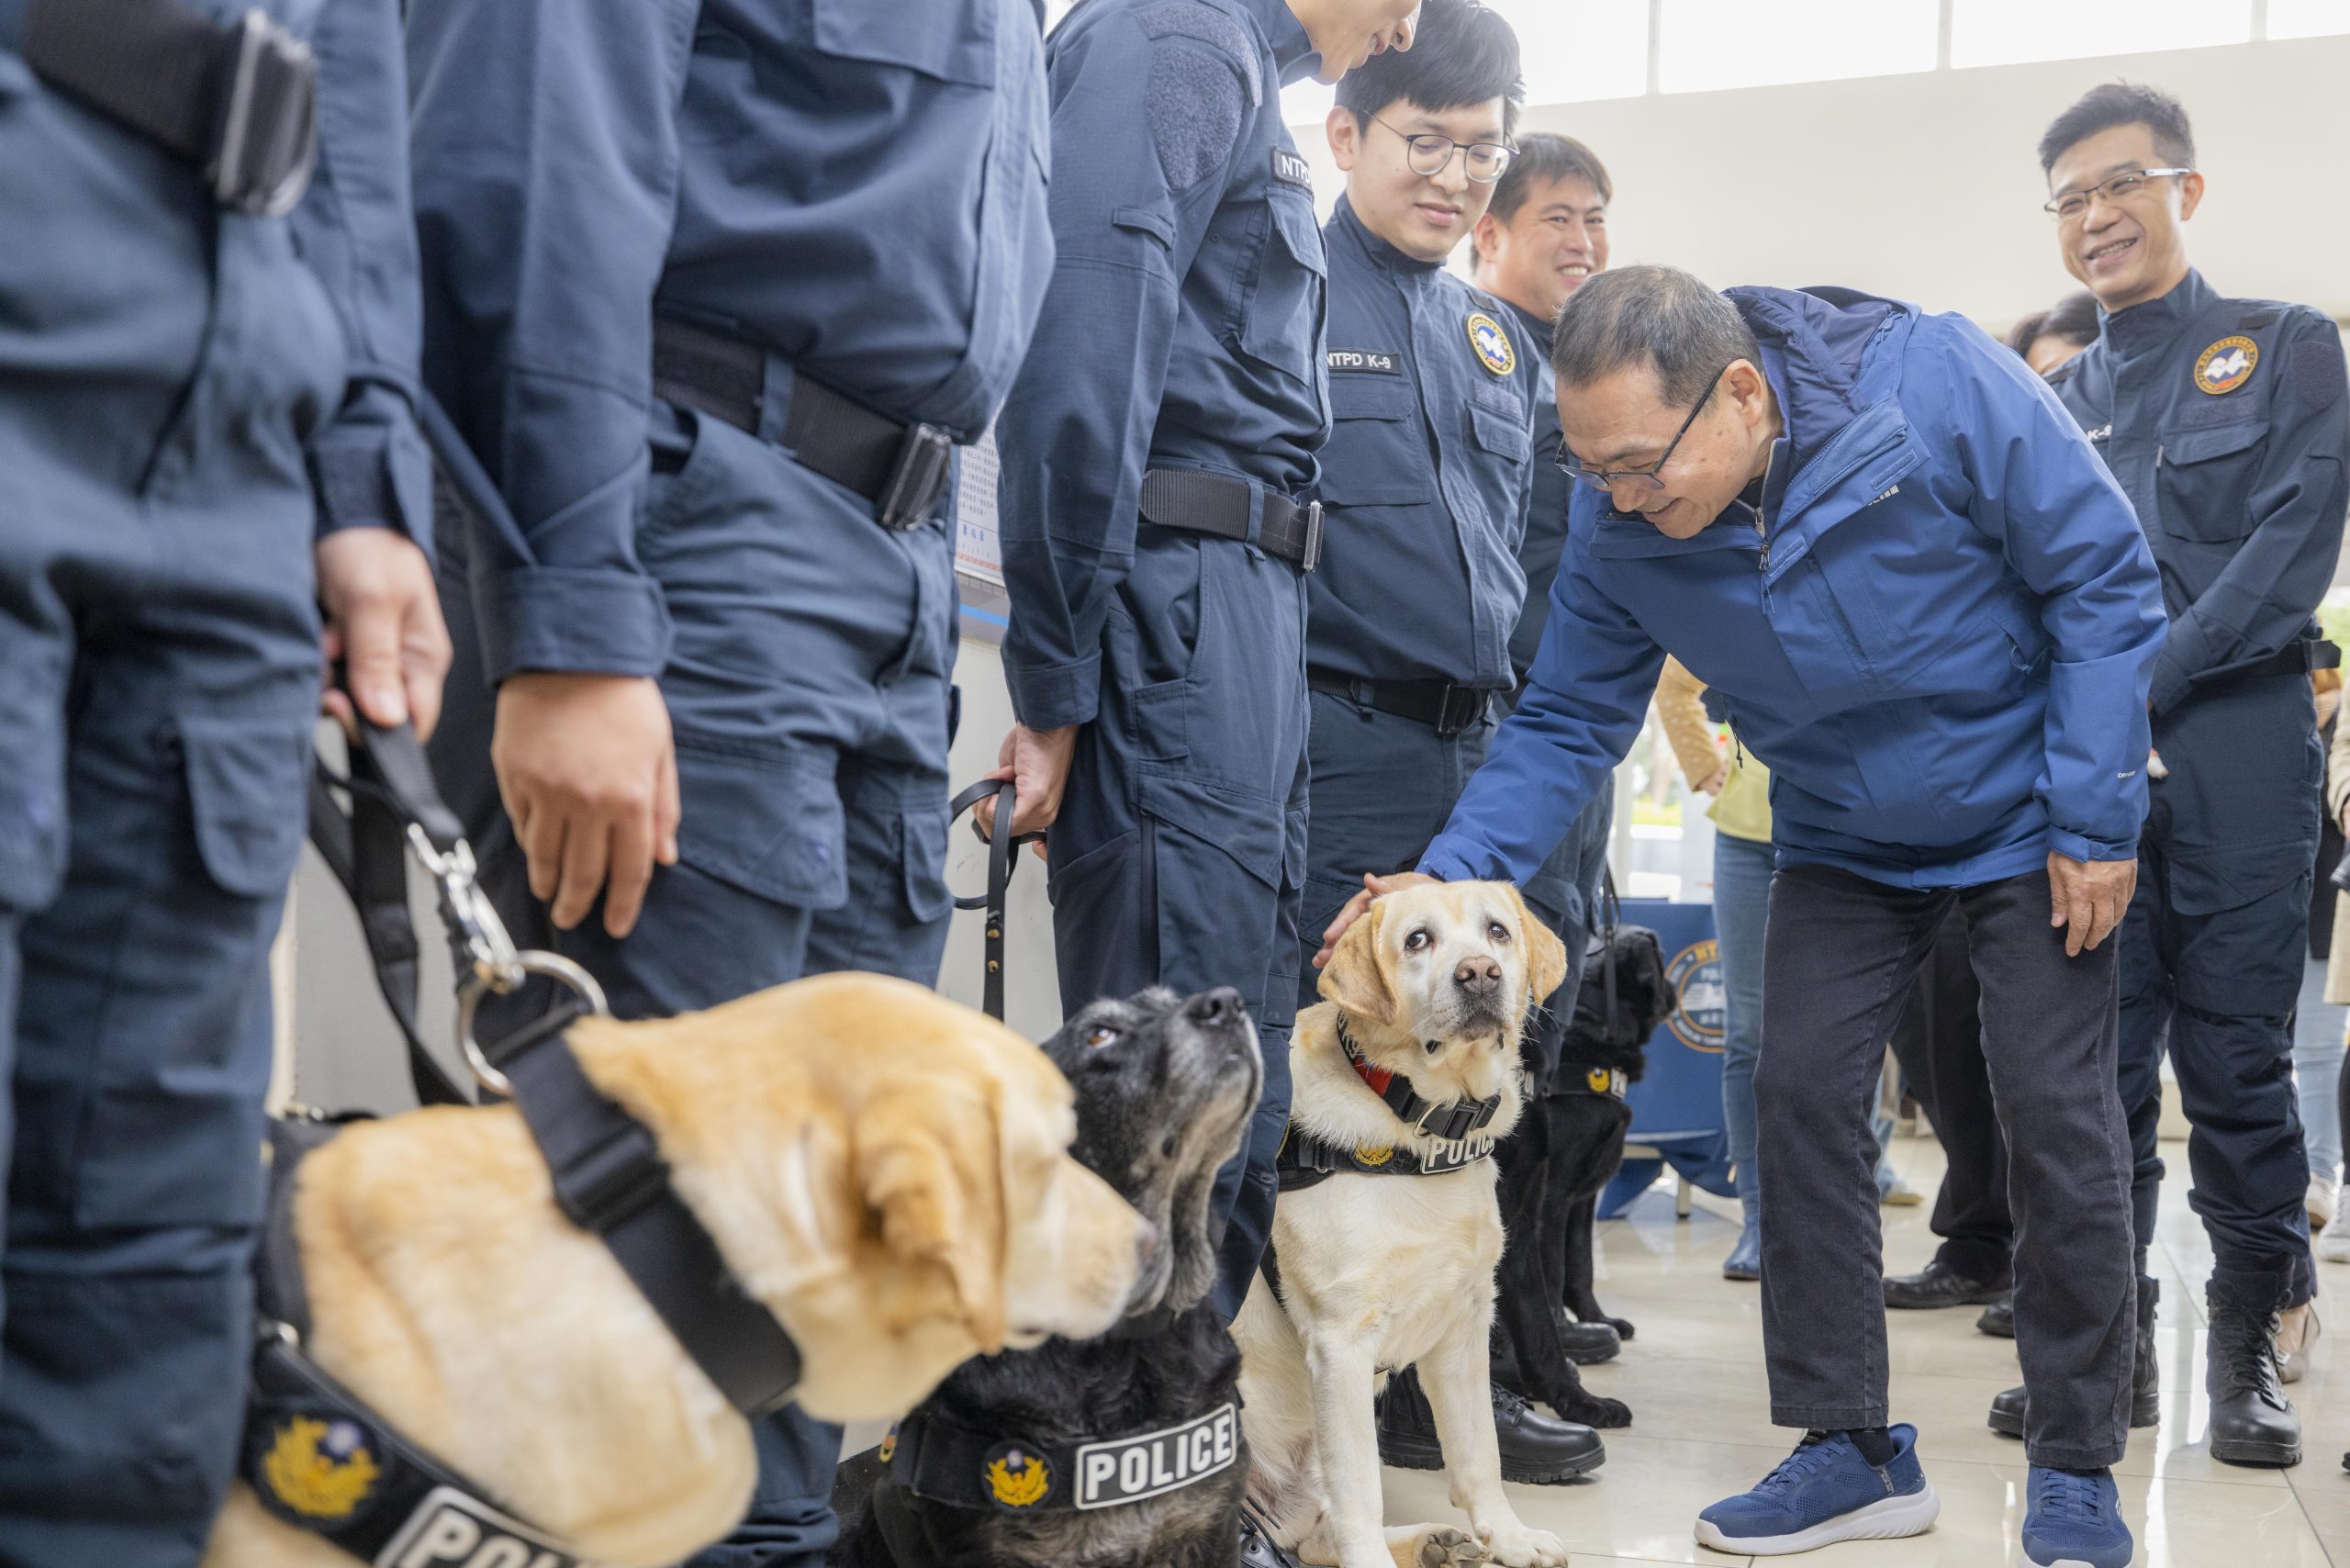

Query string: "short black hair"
[[2004, 291, 2102, 357], [1335, 0, 1525, 143], [2038, 82, 2194, 175], [1474, 132, 1611, 262], [1551, 265, 1759, 408]]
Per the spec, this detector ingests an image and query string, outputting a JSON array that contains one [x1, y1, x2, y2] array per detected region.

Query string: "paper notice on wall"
[[956, 428, 1004, 587]]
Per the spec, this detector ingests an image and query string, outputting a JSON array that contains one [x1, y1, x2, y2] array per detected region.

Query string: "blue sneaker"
[[1695, 1427, 1938, 1554], [2021, 1465, 2132, 1567]]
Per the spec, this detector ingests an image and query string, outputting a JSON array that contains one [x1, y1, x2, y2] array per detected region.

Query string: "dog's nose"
[[1454, 956, 1501, 991], [1187, 986, 1245, 1027]]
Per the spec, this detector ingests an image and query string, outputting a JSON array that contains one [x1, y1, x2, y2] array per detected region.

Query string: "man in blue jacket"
[[0, 1, 445, 1561], [990, 0, 1422, 1322], [1321, 266, 2165, 1568], [407, 3, 1055, 1561]]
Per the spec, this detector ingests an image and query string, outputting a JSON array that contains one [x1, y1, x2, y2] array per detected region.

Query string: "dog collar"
[[880, 1402, 1242, 1514], [1272, 1125, 1496, 1192], [1559, 1066, 1629, 1102], [1336, 1016, 1504, 1144]]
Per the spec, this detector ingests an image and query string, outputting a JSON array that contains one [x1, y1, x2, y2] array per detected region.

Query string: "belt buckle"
[[209, 8, 319, 217], [1436, 685, 1481, 737], [1299, 499, 1324, 574], [878, 422, 955, 531]]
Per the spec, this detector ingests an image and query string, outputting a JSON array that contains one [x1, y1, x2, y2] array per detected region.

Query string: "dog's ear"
[[1317, 896, 1396, 1025], [853, 1089, 1009, 1351], [1509, 884, 1572, 1005]]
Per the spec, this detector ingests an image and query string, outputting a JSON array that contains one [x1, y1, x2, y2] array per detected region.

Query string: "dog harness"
[[877, 1401, 1243, 1517], [1554, 1066, 1630, 1102]]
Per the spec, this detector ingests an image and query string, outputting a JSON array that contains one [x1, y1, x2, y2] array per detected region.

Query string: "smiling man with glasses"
[[1317, 263, 2168, 1565]]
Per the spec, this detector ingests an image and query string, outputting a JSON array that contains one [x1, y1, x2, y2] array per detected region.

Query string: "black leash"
[[947, 778, 1040, 1022]]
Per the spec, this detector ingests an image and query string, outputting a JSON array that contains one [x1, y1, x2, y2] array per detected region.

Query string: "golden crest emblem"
[[878, 1428, 900, 1465], [2193, 335, 2257, 395], [261, 1417, 381, 1521], [1587, 1068, 1613, 1095], [986, 1446, 1051, 1508], [1354, 1143, 1395, 1168]]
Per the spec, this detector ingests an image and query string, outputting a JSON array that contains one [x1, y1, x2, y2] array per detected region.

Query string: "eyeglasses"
[[1557, 369, 1726, 493], [2043, 168, 2193, 222], [1371, 114, 1514, 185]]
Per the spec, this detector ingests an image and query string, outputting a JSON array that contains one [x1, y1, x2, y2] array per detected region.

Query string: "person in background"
[[2318, 677, 2350, 1267], [2299, 668, 2344, 1254], [2014, 82, 2350, 1469], [2007, 290, 2102, 377]]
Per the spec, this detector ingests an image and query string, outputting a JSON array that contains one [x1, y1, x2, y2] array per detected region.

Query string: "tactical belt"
[[1139, 468, 1324, 572], [1308, 669, 1495, 738], [652, 316, 955, 531], [2211, 637, 2343, 688], [13, 0, 318, 216], [878, 1402, 1242, 1516]]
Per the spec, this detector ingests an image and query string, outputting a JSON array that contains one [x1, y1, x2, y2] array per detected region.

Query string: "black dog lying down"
[[1491, 922, 1673, 1429], [831, 986, 1263, 1568]]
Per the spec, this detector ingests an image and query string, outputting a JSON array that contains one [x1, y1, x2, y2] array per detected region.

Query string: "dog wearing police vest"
[[829, 984, 1264, 1568], [202, 975, 1155, 1568], [1236, 881, 1572, 1568]]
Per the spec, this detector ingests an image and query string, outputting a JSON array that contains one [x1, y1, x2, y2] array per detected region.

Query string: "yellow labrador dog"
[[1236, 882, 1570, 1568], [205, 974, 1154, 1568]]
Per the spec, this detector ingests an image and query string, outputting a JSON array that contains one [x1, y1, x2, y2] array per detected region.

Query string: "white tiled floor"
[[1391, 1135, 2350, 1566]]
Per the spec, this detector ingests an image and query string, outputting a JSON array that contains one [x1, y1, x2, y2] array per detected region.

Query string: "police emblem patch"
[[261, 1415, 380, 1521], [1587, 1067, 1613, 1095], [985, 1443, 1053, 1509], [2194, 335, 2258, 395], [1074, 1404, 1240, 1509], [878, 1427, 899, 1466], [1465, 311, 1515, 375], [1354, 1143, 1395, 1167], [373, 1485, 584, 1568]]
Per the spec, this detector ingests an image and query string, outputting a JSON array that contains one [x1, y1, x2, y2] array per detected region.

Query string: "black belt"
[[1139, 468, 1323, 572], [2215, 638, 2343, 685], [14, 0, 318, 215], [652, 317, 956, 531], [1309, 670, 1494, 737]]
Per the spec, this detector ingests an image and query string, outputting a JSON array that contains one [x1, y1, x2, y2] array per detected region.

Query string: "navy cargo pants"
[[2121, 670, 2322, 1310], [1044, 528, 1309, 1324], [432, 399, 959, 1566], [0, 53, 338, 1567]]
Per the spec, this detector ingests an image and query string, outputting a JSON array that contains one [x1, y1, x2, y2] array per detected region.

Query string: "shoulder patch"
[[1146, 39, 1250, 192], [1135, 2, 1260, 106], [2193, 334, 2257, 396], [1465, 310, 1516, 376]]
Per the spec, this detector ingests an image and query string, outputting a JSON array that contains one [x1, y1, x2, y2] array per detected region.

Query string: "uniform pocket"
[[1319, 376, 1432, 508], [1235, 188, 1326, 390], [809, 0, 994, 85], [180, 713, 314, 899], [901, 801, 954, 924], [2158, 419, 2268, 544], [672, 738, 848, 910], [1467, 399, 1531, 467]]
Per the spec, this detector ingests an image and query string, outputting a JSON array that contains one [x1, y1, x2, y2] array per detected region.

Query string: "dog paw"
[[1560, 1394, 1632, 1429], [1478, 1525, 1569, 1567], [1410, 1526, 1490, 1566]]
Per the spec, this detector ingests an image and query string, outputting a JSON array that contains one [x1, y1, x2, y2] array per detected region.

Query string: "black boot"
[[1987, 1276, 2159, 1438], [1376, 1365, 1606, 1484], [1975, 1293, 2015, 1338], [2206, 1283, 2300, 1467], [1557, 1315, 1624, 1366]]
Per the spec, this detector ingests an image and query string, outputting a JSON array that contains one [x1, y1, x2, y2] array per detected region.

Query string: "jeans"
[[1758, 864, 2134, 1470], [2294, 954, 2344, 1180], [1714, 831, 1774, 1182]]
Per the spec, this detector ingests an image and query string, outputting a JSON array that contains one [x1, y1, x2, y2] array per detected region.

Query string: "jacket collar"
[[1330, 195, 1443, 278], [2098, 268, 2214, 362]]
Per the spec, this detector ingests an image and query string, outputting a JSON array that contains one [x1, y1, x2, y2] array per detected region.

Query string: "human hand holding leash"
[[1312, 869, 1438, 970], [316, 528, 452, 740], [2047, 851, 2135, 958], [494, 672, 681, 938], [985, 722, 1077, 859]]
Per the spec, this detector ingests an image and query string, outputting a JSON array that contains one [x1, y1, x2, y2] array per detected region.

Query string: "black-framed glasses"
[[1371, 114, 1514, 185], [2043, 168, 2193, 221], [1556, 369, 1725, 493]]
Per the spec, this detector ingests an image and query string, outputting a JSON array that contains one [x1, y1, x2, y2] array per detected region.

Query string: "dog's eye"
[[1488, 921, 1511, 944], [1084, 1025, 1120, 1049], [1404, 928, 1431, 952]]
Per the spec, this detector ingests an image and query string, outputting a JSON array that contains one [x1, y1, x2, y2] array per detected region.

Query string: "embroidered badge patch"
[[1466, 311, 1516, 375], [1327, 349, 1401, 374], [1073, 1404, 1240, 1509], [1354, 1143, 1395, 1168], [262, 1416, 380, 1522], [372, 1486, 585, 1568], [1587, 1068, 1614, 1095], [2194, 335, 2258, 395], [985, 1444, 1053, 1509], [1271, 147, 1313, 190]]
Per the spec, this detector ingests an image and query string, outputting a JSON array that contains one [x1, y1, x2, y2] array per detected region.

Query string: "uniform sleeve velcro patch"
[[1135, 1, 1261, 105], [1145, 40, 1250, 193]]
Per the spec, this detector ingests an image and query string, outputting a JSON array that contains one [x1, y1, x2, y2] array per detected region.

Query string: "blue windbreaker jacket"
[[1421, 286, 2168, 890]]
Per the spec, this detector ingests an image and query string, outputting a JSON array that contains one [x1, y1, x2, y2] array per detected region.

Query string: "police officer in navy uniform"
[[0, 0, 446, 1560], [1991, 83, 2350, 1470], [405, 3, 1053, 1560], [990, 0, 1423, 1322]]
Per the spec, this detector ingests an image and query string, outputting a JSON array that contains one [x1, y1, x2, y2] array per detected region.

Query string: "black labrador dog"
[[1491, 922, 1673, 1429], [831, 986, 1262, 1568]]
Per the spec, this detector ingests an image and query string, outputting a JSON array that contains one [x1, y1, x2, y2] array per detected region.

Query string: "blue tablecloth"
[[1599, 899, 1736, 1215]]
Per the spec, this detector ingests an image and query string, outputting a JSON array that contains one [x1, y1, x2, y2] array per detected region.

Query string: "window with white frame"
[[1659, 0, 1937, 93], [1949, 0, 2253, 69]]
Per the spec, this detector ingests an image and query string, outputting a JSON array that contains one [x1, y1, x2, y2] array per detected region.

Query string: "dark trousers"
[[433, 401, 962, 1567], [1884, 908, 2014, 1284], [2121, 673, 2321, 1309], [0, 85, 334, 1564], [1043, 528, 1310, 1323], [1759, 865, 2134, 1469]]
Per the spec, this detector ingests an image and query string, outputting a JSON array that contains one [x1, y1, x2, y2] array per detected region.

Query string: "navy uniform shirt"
[[995, 0, 1329, 731], [2050, 269, 2349, 714], [1307, 197, 1537, 689], [1503, 297, 1566, 679], [406, 0, 1052, 683]]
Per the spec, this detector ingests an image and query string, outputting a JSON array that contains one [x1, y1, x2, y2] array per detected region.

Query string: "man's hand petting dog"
[[1314, 870, 1438, 970]]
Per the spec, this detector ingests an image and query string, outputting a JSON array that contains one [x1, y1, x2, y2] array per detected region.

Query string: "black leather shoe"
[[1975, 1293, 2014, 1338], [1883, 1257, 2009, 1310], [1990, 1276, 2160, 1437], [2206, 1297, 2300, 1467], [1377, 1367, 1606, 1484], [1557, 1309, 1623, 1366]]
